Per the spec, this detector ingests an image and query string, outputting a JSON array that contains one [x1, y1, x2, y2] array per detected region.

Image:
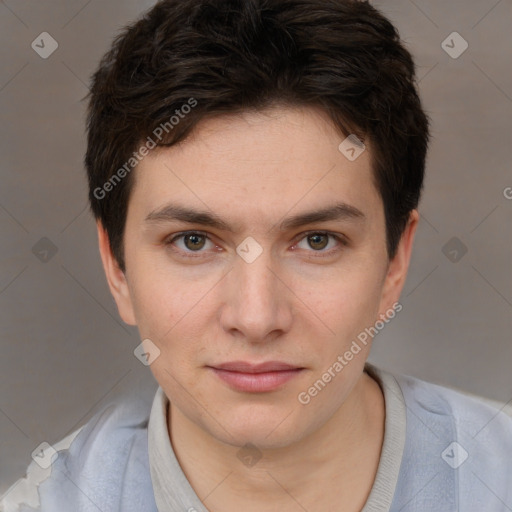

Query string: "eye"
[[165, 231, 216, 255], [293, 231, 347, 255], [165, 230, 347, 259]]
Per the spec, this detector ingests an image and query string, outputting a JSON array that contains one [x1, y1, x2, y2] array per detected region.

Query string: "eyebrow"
[[144, 202, 366, 232]]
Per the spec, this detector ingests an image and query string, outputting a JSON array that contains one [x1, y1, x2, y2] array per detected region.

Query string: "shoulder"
[[390, 370, 512, 510], [394, 370, 512, 437], [1, 393, 157, 512]]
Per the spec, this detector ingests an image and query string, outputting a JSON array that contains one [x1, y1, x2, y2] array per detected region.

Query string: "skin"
[[97, 105, 418, 511]]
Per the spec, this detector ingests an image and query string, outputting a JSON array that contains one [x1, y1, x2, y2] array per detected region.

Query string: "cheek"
[[127, 254, 212, 338], [127, 260, 217, 380], [293, 259, 385, 338]]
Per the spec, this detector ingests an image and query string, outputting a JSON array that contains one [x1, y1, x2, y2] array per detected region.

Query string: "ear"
[[377, 209, 419, 317], [96, 221, 137, 326]]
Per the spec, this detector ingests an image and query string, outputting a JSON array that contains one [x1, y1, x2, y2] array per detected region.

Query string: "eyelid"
[[294, 230, 348, 245]]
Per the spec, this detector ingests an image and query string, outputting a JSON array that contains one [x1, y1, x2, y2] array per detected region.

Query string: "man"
[[3, 0, 511, 511]]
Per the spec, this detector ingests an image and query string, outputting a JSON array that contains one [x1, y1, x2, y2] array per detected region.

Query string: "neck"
[[168, 370, 385, 512]]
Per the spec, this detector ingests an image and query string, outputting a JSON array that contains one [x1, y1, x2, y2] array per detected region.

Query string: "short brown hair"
[[85, 0, 430, 272]]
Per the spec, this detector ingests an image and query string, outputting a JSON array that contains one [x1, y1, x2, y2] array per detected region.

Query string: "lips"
[[207, 361, 304, 392], [212, 361, 301, 373]]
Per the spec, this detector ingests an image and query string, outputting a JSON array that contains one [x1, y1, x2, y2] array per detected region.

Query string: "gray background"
[[1, 0, 511, 495]]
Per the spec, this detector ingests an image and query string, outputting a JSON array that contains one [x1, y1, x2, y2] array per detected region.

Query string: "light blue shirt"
[[2, 363, 512, 511]]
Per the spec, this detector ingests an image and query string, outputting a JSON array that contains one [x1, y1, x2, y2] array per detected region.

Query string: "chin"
[[207, 408, 306, 450]]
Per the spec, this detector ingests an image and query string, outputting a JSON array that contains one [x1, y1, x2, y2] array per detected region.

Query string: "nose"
[[219, 246, 293, 344]]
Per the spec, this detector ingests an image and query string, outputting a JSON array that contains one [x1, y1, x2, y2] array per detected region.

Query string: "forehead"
[[129, 105, 382, 230]]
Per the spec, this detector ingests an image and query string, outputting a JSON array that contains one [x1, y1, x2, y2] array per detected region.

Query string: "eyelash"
[[164, 231, 348, 258]]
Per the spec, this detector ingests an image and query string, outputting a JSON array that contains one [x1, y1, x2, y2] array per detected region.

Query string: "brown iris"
[[184, 233, 206, 251], [307, 234, 329, 251]]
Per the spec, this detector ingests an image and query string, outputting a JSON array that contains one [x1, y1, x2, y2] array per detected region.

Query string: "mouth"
[[207, 361, 305, 393]]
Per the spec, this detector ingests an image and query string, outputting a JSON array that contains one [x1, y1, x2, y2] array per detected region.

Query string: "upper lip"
[[209, 361, 303, 373]]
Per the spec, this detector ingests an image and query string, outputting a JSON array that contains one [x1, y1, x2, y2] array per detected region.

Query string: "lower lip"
[[210, 368, 303, 392]]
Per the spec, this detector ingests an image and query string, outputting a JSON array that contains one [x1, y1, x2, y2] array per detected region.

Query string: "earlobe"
[[378, 210, 419, 317], [96, 221, 137, 326]]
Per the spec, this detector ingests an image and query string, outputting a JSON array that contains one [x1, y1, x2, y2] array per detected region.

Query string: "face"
[[98, 106, 417, 450]]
